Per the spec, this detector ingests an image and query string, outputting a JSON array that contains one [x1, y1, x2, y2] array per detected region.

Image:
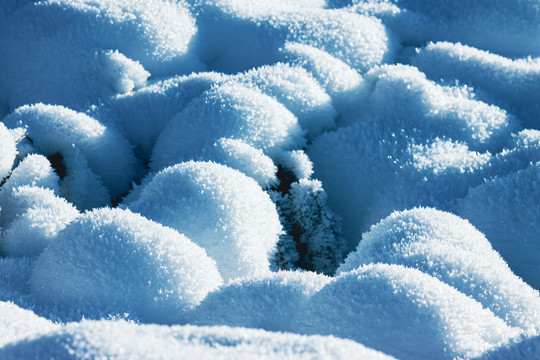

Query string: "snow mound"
[[0, 301, 58, 348], [189, 271, 331, 332], [129, 161, 283, 281], [0, 0, 200, 110], [308, 121, 491, 251], [296, 263, 520, 360], [0, 123, 16, 180], [30, 207, 222, 323], [97, 72, 228, 160], [350, 64, 517, 152], [411, 41, 540, 129], [456, 163, 540, 291], [151, 83, 305, 171], [349, 0, 540, 58], [281, 42, 368, 115], [233, 63, 337, 139], [0, 186, 79, 257], [194, 1, 393, 73], [196, 138, 277, 189], [339, 208, 540, 335], [0, 320, 396, 360], [3, 104, 136, 199], [0, 154, 60, 195]]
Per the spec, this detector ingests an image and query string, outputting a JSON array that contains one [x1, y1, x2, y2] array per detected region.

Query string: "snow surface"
[[129, 161, 282, 281], [1, 0, 540, 358], [30, 207, 222, 324]]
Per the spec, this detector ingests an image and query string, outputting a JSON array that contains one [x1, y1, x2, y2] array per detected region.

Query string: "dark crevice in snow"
[[47, 152, 66, 180], [273, 165, 296, 195]]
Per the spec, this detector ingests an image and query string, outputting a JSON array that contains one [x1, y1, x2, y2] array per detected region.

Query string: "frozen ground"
[[1, 0, 540, 359]]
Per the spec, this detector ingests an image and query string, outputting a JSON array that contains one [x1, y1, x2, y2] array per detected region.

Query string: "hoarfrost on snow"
[[30, 207, 222, 323], [129, 161, 283, 281]]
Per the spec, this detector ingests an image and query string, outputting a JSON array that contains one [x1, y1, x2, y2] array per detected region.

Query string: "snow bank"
[[348, 0, 540, 58], [0, 186, 79, 257], [0, 302, 58, 348], [97, 72, 227, 159], [281, 42, 368, 115], [233, 63, 337, 139], [3, 104, 136, 199], [296, 263, 520, 360], [411, 41, 540, 129], [349, 64, 517, 152], [0, 320, 396, 359], [456, 163, 540, 291], [0, 0, 201, 110], [339, 208, 540, 335], [189, 271, 331, 332], [0, 123, 16, 180], [193, 1, 393, 73], [30, 208, 222, 323], [151, 83, 304, 171], [129, 161, 282, 281], [308, 120, 491, 250]]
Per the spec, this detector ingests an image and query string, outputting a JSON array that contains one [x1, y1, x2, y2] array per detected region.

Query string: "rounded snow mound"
[[0, 154, 60, 195], [3, 104, 136, 199], [0, 320, 396, 360], [296, 263, 521, 360], [194, 1, 393, 73], [233, 63, 337, 139], [96, 72, 228, 160], [0, 0, 200, 109], [339, 207, 540, 335], [412, 41, 540, 130], [30, 207, 222, 324], [352, 64, 517, 152], [457, 163, 540, 292], [281, 42, 368, 115], [151, 83, 304, 171], [189, 271, 331, 332], [196, 138, 277, 189], [350, 0, 540, 58], [129, 161, 283, 281], [0, 301, 58, 348], [308, 120, 492, 251], [0, 123, 16, 180], [0, 186, 79, 258]]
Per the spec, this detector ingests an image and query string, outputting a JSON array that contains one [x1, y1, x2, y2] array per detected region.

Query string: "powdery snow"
[[295, 263, 521, 360], [1, 0, 540, 358], [30, 207, 222, 323], [129, 161, 282, 281], [0, 320, 396, 360]]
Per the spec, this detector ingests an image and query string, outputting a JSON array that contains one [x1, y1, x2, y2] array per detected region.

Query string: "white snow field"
[[1, 0, 540, 358]]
